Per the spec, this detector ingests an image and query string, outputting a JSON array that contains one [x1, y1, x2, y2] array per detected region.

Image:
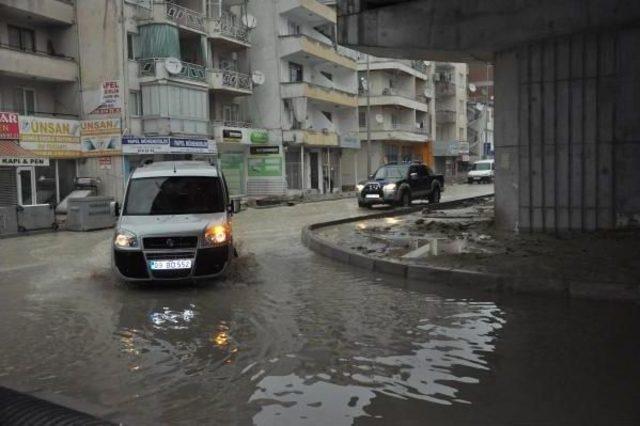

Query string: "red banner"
[[0, 112, 19, 139]]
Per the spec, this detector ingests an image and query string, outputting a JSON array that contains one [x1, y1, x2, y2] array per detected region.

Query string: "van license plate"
[[150, 259, 192, 270]]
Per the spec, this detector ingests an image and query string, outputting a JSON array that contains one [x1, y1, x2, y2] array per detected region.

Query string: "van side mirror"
[[110, 201, 120, 217]]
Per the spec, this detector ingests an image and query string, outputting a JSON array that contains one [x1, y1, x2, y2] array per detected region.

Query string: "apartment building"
[[434, 62, 468, 177], [0, 0, 81, 207], [248, 0, 359, 194], [355, 55, 435, 179], [467, 63, 494, 162]]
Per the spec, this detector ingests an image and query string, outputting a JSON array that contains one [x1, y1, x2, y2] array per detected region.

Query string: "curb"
[[301, 194, 640, 303]]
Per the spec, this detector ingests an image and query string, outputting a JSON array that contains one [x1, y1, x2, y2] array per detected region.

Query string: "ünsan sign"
[[0, 112, 19, 140]]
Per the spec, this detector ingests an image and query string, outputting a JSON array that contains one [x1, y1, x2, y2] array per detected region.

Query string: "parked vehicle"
[[111, 161, 236, 282], [356, 163, 444, 208], [467, 159, 495, 184]]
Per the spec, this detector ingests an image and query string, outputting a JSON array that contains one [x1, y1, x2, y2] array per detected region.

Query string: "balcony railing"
[[0, 42, 74, 61], [166, 2, 206, 32], [360, 124, 429, 135], [209, 11, 250, 44], [435, 80, 456, 97], [436, 109, 457, 123], [139, 58, 207, 82], [210, 69, 252, 91]]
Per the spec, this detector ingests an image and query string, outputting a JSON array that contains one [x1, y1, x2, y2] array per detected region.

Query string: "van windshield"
[[123, 176, 224, 215], [471, 162, 492, 171]]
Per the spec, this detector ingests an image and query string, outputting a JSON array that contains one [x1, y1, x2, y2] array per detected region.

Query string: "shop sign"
[[340, 134, 360, 149], [249, 145, 279, 155], [91, 81, 122, 115], [250, 131, 269, 144], [19, 116, 81, 158], [81, 118, 122, 156], [0, 112, 19, 140], [0, 156, 49, 166], [248, 156, 282, 177], [222, 129, 243, 143], [122, 137, 214, 154]]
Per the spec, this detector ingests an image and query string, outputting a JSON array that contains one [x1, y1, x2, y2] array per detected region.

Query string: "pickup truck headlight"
[[204, 222, 231, 246], [356, 184, 364, 192], [114, 230, 138, 248], [383, 183, 396, 192]]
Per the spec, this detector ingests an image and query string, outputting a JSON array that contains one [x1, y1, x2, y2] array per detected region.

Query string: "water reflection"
[[250, 298, 504, 425]]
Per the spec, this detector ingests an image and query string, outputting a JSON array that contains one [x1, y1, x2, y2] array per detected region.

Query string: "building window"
[[359, 111, 367, 128], [289, 62, 303, 82], [391, 114, 399, 128], [320, 71, 333, 81], [129, 91, 142, 116], [8, 26, 35, 52], [127, 32, 137, 60], [322, 111, 332, 122], [223, 104, 240, 124], [389, 78, 394, 89], [14, 88, 36, 115]]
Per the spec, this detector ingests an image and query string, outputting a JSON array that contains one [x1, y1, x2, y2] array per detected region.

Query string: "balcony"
[[434, 140, 460, 157], [0, 0, 74, 25], [436, 109, 457, 123], [283, 129, 339, 147], [357, 58, 428, 79], [279, 0, 336, 26], [282, 82, 357, 108], [435, 80, 456, 97], [207, 12, 251, 48], [0, 43, 77, 82], [358, 89, 429, 112], [139, 58, 208, 85], [279, 34, 357, 70], [141, 116, 209, 137], [136, 2, 206, 33], [359, 124, 429, 142], [208, 69, 252, 95]]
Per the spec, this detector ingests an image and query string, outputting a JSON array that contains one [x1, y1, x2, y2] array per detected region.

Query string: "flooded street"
[[1, 185, 640, 425]]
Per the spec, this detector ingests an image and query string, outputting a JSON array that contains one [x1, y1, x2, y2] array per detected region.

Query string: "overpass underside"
[[338, 0, 640, 231]]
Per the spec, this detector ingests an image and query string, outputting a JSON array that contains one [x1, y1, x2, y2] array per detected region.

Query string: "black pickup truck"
[[356, 163, 444, 208]]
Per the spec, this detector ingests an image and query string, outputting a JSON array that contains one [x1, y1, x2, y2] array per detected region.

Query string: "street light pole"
[[366, 54, 372, 175]]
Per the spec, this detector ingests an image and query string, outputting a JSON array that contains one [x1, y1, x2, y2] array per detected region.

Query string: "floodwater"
[[1, 186, 639, 425]]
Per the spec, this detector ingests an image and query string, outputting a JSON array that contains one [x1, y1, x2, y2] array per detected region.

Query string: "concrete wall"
[[496, 27, 640, 232]]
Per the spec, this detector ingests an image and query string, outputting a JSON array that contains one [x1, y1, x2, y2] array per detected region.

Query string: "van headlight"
[[114, 230, 138, 248], [204, 222, 231, 246]]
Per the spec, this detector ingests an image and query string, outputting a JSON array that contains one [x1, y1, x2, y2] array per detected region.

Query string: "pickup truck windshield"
[[471, 163, 492, 171], [123, 176, 224, 215], [373, 165, 408, 180]]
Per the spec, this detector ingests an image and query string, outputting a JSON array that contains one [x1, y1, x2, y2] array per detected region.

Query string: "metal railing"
[[359, 124, 430, 135], [436, 109, 457, 123], [210, 69, 252, 91], [210, 120, 253, 131], [139, 58, 207, 82], [166, 2, 206, 32], [209, 11, 250, 44], [434, 80, 456, 97]]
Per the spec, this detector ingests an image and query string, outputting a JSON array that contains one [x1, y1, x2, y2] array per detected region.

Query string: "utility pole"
[[366, 54, 372, 175], [483, 62, 489, 159]]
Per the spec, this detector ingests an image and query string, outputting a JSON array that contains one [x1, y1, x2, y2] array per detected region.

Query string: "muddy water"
[[1, 192, 639, 425]]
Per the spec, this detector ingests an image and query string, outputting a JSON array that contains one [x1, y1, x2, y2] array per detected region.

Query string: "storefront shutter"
[[0, 167, 17, 206]]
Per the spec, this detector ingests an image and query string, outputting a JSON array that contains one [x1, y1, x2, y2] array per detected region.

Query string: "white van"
[[467, 159, 495, 184], [111, 161, 235, 282]]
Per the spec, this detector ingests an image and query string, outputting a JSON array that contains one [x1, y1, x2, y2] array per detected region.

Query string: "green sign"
[[220, 153, 245, 195], [248, 156, 282, 177], [250, 131, 269, 144]]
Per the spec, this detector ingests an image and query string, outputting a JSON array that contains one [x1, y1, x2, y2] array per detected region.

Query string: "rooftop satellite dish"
[[165, 57, 183, 75], [375, 113, 384, 124], [469, 83, 477, 93], [252, 70, 265, 86], [243, 14, 257, 29]]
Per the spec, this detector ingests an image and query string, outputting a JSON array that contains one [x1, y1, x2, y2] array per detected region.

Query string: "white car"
[[111, 161, 235, 282], [467, 159, 495, 184]]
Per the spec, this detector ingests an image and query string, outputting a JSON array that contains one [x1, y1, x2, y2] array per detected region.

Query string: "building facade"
[[355, 55, 435, 179], [433, 62, 468, 178], [248, 0, 359, 194], [0, 0, 81, 209], [467, 63, 495, 163]]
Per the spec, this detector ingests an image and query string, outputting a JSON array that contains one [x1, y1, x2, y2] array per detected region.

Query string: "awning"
[[0, 142, 49, 166]]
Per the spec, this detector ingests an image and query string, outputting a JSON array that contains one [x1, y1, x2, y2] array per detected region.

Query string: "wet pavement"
[[1, 184, 640, 425]]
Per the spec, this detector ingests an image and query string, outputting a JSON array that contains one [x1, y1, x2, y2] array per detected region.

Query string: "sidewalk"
[[304, 197, 640, 302]]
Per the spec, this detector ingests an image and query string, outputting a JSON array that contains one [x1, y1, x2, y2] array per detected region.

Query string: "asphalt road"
[[1, 183, 639, 425]]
